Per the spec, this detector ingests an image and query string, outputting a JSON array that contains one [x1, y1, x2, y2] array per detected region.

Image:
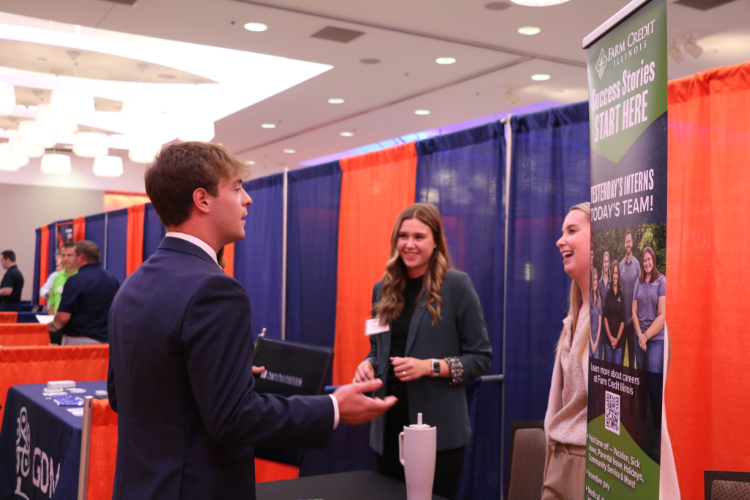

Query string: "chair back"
[[506, 420, 546, 500], [705, 471, 750, 500]]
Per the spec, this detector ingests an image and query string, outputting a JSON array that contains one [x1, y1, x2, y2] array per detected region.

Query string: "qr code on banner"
[[605, 391, 620, 435]]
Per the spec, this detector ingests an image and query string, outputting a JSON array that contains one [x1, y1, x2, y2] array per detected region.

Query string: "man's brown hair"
[[145, 142, 250, 228], [75, 240, 101, 263]]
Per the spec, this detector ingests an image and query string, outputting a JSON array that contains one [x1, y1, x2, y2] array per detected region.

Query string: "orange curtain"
[[39, 226, 49, 306], [333, 143, 417, 385], [0, 344, 109, 423], [73, 216, 86, 242], [223, 242, 235, 278], [0, 312, 18, 323], [86, 399, 118, 500], [665, 62, 750, 500], [0, 324, 49, 346], [254, 458, 298, 483], [126, 204, 146, 276]]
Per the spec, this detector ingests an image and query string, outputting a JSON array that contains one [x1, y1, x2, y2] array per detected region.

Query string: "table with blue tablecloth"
[[0, 381, 106, 500]]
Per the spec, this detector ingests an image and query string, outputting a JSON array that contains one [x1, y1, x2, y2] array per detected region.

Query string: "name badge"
[[56, 285, 64, 293], [365, 318, 389, 336]]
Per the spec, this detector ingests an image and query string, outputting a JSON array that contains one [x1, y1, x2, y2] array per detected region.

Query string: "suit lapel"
[[405, 294, 428, 356]]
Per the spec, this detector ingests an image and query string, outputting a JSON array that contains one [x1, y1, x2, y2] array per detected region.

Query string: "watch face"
[[433, 361, 440, 374]]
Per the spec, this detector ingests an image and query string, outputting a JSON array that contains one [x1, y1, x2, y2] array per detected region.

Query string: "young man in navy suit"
[[107, 142, 395, 500]]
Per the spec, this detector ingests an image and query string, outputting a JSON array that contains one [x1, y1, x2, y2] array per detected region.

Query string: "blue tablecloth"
[[0, 381, 106, 500]]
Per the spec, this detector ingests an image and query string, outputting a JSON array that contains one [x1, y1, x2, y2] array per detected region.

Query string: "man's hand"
[[333, 379, 397, 426]]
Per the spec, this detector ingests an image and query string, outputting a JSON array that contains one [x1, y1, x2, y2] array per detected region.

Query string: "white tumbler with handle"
[[399, 413, 436, 500]]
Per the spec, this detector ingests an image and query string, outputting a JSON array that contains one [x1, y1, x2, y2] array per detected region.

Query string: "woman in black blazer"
[[353, 203, 492, 500]]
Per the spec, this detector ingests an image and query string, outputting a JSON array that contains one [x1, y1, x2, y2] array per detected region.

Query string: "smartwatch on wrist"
[[430, 359, 441, 377]]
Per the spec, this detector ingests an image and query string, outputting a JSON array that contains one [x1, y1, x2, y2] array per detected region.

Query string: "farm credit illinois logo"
[[15, 406, 61, 499], [596, 49, 608, 79]]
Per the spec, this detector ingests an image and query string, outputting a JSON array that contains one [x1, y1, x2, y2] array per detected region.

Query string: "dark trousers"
[[624, 322, 636, 368]]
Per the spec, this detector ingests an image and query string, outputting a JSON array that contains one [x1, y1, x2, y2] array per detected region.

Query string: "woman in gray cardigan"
[[353, 203, 492, 500]]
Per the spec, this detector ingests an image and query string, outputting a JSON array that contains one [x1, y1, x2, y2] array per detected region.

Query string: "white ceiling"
[[0, 0, 748, 188]]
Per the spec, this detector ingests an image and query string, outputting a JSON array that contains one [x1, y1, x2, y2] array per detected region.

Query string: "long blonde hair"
[[557, 202, 591, 359], [373, 203, 452, 326]]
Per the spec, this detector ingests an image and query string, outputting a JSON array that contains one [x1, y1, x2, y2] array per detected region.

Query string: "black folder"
[[252, 336, 334, 466]]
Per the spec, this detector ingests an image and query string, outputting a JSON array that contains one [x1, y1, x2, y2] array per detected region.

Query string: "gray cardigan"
[[365, 269, 493, 453]]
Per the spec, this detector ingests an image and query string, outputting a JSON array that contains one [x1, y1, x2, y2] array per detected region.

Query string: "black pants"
[[377, 381, 465, 500], [624, 322, 636, 367]]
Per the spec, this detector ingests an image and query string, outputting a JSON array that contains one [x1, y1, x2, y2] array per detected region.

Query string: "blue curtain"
[[106, 208, 128, 284], [143, 203, 166, 261], [234, 174, 284, 340], [32, 228, 41, 304], [84, 213, 106, 261], [46, 223, 56, 286], [503, 101, 590, 483], [415, 121, 506, 500], [286, 162, 341, 349]]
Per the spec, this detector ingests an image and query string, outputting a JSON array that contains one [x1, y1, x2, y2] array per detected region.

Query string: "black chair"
[[506, 420, 546, 500], [705, 470, 750, 500]]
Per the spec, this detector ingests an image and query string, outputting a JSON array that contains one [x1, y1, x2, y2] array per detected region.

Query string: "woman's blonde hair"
[[558, 202, 591, 359], [373, 203, 452, 326]]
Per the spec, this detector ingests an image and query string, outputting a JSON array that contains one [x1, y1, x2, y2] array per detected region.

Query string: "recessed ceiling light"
[[328, 98, 345, 104], [283, 149, 295, 154], [485, 2, 512, 10], [436, 57, 456, 65], [261, 123, 276, 129], [246, 160, 255, 165], [244, 22, 268, 32], [360, 58, 381, 65], [415, 110, 431, 115], [340, 132, 354, 137], [518, 26, 541, 35], [511, 0, 569, 6], [531, 73, 551, 81]]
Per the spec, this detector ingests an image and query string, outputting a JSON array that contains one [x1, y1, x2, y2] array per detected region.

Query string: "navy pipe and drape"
[[503, 101, 590, 483], [234, 174, 284, 339], [143, 203, 166, 261], [106, 208, 128, 284], [84, 213, 106, 264], [285, 161, 341, 348], [415, 121, 506, 500], [32, 228, 41, 304]]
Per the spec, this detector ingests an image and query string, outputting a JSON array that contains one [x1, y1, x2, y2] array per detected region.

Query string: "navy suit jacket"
[[107, 237, 334, 500]]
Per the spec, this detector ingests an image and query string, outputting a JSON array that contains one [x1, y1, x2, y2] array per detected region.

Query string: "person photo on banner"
[[542, 202, 590, 500], [353, 203, 492, 500], [620, 230, 641, 368], [599, 251, 610, 304], [603, 259, 625, 365], [590, 267, 602, 360], [632, 247, 666, 439]]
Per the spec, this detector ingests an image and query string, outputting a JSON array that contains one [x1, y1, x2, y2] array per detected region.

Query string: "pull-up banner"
[[583, 1, 668, 499]]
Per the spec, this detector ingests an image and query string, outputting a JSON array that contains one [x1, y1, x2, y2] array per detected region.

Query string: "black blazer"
[[366, 269, 492, 452], [107, 237, 334, 500]]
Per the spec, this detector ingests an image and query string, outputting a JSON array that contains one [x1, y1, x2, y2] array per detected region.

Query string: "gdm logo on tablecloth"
[[15, 406, 61, 499]]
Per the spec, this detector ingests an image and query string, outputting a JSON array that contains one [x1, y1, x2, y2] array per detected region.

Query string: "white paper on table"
[[36, 315, 55, 324]]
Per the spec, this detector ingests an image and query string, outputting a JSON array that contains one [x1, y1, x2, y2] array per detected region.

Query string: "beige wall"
[[0, 183, 104, 301]]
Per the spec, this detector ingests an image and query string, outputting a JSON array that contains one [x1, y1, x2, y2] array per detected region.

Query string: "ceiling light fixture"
[[41, 153, 71, 174], [328, 98, 345, 104], [128, 138, 161, 164], [176, 120, 216, 142], [340, 132, 354, 137], [505, 87, 519, 104], [0, 144, 29, 168], [93, 155, 124, 177], [261, 123, 276, 129], [50, 89, 95, 121], [683, 37, 703, 58], [246, 161, 255, 165], [510, 0, 570, 6], [35, 104, 78, 134], [283, 149, 295, 154], [436, 57, 457, 65], [73, 132, 109, 158], [244, 22, 268, 32], [0, 82, 16, 116], [668, 44, 684, 63], [9, 136, 44, 158], [531, 73, 551, 81], [19, 121, 57, 148], [518, 26, 541, 35], [415, 110, 431, 115], [0, 162, 21, 172]]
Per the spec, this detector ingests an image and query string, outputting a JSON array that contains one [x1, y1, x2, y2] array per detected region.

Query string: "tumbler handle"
[[399, 431, 405, 466]]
